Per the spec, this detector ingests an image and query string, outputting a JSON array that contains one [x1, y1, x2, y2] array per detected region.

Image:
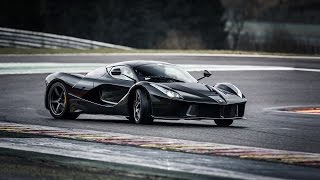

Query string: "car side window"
[[109, 66, 136, 81], [86, 67, 106, 77]]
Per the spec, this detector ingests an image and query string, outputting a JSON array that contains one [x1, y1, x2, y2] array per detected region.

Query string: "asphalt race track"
[[0, 54, 320, 154]]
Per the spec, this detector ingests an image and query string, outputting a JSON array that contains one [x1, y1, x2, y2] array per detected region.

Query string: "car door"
[[70, 67, 106, 98], [94, 65, 136, 106]]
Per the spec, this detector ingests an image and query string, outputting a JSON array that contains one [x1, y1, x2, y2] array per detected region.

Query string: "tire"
[[132, 89, 153, 124], [126, 116, 135, 123], [214, 119, 233, 127], [47, 82, 79, 120]]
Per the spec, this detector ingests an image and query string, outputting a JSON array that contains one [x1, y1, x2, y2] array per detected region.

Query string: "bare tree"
[[221, 0, 280, 50]]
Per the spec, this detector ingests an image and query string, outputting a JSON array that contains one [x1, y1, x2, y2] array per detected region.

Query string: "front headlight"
[[150, 84, 182, 98], [233, 86, 243, 98]]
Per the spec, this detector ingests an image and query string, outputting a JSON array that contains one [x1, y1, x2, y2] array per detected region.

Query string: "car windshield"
[[133, 63, 197, 83]]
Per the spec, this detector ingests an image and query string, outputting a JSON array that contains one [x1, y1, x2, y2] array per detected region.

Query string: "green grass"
[[0, 47, 319, 56], [0, 146, 217, 180]]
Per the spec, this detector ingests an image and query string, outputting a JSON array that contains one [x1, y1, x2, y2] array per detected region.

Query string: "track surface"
[[0, 54, 320, 153]]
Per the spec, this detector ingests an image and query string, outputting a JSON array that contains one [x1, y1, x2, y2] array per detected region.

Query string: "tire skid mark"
[[0, 122, 320, 168]]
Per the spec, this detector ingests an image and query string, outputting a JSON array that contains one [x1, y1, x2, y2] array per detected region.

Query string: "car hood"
[[158, 82, 244, 104]]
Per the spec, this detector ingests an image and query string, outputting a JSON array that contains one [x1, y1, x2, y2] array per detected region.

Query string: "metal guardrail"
[[0, 27, 133, 50]]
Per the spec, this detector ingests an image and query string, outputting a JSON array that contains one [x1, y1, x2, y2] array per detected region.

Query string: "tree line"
[[1, 0, 319, 53], [0, 0, 226, 49]]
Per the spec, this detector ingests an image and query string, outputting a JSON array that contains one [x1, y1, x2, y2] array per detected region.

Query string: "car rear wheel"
[[133, 89, 153, 124], [214, 119, 233, 127], [48, 82, 79, 120]]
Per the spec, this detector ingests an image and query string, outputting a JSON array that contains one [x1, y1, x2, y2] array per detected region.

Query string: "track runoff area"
[[1, 122, 320, 180], [0, 54, 320, 179]]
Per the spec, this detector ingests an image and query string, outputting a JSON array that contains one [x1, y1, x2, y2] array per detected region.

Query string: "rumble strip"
[[0, 122, 319, 168]]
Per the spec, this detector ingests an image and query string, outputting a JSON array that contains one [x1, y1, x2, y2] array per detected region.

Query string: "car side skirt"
[[152, 116, 247, 120]]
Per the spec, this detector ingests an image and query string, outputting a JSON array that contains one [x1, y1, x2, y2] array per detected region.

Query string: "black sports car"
[[45, 61, 247, 126]]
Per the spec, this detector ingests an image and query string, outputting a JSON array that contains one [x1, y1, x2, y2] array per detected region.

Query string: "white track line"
[[0, 63, 320, 75]]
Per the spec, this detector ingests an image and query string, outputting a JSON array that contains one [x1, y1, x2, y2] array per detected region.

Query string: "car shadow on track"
[[49, 118, 247, 129], [151, 121, 246, 129]]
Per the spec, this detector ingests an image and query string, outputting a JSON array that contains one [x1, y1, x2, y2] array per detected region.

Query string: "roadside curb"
[[0, 122, 319, 168], [283, 107, 320, 115], [265, 105, 320, 116]]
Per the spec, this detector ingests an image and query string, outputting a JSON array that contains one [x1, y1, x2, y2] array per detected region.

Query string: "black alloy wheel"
[[48, 82, 79, 119], [133, 89, 153, 124]]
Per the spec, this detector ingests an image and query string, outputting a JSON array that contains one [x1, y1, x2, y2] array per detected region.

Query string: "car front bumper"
[[150, 95, 246, 120]]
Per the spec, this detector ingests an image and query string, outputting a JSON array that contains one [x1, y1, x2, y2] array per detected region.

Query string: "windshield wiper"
[[144, 76, 184, 82]]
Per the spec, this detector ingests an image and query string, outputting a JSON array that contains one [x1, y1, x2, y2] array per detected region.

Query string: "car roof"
[[106, 60, 171, 68]]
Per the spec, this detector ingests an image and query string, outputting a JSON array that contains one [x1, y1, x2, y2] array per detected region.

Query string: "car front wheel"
[[133, 89, 153, 124]]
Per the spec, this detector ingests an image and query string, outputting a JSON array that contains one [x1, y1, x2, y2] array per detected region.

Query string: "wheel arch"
[[45, 72, 83, 109], [127, 84, 153, 117], [214, 83, 245, 98], [45, 79, 68, 110]]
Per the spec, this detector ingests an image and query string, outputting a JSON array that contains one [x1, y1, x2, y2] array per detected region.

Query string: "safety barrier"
[[0, 27, 133, 50]]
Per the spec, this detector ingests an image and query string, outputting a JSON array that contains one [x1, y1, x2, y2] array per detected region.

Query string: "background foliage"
[[1, 0, 319, 53], [0, 0, 226, 49]]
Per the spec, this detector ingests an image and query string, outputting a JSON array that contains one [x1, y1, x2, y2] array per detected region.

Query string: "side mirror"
[[111, 68, 121, 75], [197, 70, 212, 81], [204, 70, 212, 77]]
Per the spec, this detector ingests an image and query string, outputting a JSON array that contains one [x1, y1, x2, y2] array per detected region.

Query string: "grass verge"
[[0, 131, 225, 180], [0, 148, 180, 180], [0, 146, 218, 180]]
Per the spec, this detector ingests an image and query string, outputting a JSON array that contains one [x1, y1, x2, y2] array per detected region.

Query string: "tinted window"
[[109, 66, 136, 81], [133, 64, 197, 83], [86, 67, 106, 77]]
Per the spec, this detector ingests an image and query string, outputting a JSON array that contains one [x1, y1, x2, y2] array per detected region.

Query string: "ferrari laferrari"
[[45, 61, 247, 126]]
